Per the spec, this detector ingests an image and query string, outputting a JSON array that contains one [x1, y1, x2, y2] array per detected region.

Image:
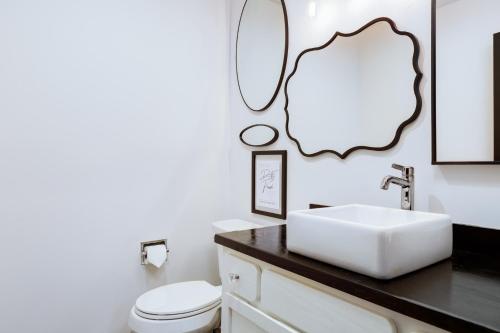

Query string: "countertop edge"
[[215, 232, 499, 333]]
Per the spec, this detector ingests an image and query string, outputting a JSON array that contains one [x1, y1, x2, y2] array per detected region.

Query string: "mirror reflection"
[[236, 0, 288, 111], [434, 0, 500, 163], [285, 19, 421, 158]]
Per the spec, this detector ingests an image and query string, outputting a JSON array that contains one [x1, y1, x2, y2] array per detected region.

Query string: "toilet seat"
[[129, 305, 220, 333], [134, 281, 222, 320], [135, 300, 221, 320]]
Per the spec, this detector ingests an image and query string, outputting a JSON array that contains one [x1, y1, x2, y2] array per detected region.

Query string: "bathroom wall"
[[228, 0, 500, 229], [0, 0, 228, 332]]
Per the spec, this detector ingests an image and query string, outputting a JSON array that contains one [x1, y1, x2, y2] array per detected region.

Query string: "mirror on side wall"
[[285, 18, 422, 159], [432, 0, 500, 164], [236, 0, 289, 112]]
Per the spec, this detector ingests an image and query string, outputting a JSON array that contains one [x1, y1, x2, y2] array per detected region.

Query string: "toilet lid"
[[135, 281, 221, 316]]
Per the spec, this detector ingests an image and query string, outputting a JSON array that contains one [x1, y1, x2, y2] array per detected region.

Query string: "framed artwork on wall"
[[252, 150, 287, 220]]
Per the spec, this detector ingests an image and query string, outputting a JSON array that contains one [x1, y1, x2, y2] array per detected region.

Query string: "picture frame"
[[251, 150, 287, 220]]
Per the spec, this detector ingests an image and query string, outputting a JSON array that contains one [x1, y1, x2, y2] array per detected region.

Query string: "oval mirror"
[[285, 18, 422, 158], [240, 124, 279, 147], [236, 0, 289, 112]]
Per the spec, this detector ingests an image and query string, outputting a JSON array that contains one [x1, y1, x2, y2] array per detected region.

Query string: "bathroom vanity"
[[215, 225, 500, 333]]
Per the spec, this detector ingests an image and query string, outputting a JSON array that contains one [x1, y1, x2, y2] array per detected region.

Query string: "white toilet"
[[128, 219, 263, 333]]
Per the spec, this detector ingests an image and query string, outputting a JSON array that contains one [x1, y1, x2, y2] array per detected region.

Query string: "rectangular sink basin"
[[287, 204, 452, 279]]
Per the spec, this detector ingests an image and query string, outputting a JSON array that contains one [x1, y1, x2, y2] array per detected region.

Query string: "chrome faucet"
[[380, 164, 414, 210]]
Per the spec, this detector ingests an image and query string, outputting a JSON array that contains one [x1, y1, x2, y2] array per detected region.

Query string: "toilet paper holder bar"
[[140, 239, 169, 265]]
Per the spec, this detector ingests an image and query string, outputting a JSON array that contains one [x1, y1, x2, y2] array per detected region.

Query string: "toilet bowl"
[[129, 219, 263, 333]]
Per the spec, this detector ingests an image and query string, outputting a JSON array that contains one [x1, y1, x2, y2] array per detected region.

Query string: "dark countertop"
[[215, 225, 500, 333]]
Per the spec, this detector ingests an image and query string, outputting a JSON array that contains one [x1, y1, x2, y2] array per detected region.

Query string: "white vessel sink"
[[287, 204, 452, 279]]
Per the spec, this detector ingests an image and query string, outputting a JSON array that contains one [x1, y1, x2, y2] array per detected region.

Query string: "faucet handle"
[[392, 163, 406, 171], [392, 163, 414, 177]]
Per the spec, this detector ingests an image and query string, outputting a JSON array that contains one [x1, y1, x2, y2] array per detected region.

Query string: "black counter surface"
[[215, 225, 500, 333]]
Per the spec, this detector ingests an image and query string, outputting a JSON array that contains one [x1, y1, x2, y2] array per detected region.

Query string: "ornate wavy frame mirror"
[[284, 17, 423, 159]]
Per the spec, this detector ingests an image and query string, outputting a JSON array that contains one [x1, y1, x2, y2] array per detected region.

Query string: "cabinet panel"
[[224, 293, 299, 333], [261, 269, 396, 333], [231, 312, 267, 333]]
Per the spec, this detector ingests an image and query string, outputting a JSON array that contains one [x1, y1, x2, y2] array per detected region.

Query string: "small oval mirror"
[[236, 0, 288, 111], [240, 124, 279, 147]]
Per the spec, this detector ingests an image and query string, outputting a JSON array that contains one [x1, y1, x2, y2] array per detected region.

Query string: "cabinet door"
[[223, 293, 299, 333], [261, 270, 396, 333]]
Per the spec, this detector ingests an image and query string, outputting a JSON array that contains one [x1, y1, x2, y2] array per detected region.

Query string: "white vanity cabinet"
[[220, 249, 450, 333]]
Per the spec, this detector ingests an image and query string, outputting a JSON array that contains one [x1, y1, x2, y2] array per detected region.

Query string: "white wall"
[[228, 0, 500, 229], [0, 0, 228, 332]]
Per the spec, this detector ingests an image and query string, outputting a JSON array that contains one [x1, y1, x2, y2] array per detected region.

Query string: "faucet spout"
[[380, 164, 415, 210], [380, 176, 410, 190], [380, 176, 393, 190]]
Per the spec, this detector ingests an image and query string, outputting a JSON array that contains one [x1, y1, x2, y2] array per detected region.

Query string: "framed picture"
[[252, 150, 287, 219]]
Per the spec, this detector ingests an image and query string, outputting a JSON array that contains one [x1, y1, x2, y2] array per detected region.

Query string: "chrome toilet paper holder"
[[141, 239, 169, 265]]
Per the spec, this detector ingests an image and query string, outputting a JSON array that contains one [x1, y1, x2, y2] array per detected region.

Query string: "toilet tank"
[[212, 219, 264, 280]]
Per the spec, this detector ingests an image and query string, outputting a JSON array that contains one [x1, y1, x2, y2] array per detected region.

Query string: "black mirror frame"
[[236, 0, 289, 112], [284, 17, 423, 159], [431, 0, 500, 165], [239, 124, 279, 147]]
